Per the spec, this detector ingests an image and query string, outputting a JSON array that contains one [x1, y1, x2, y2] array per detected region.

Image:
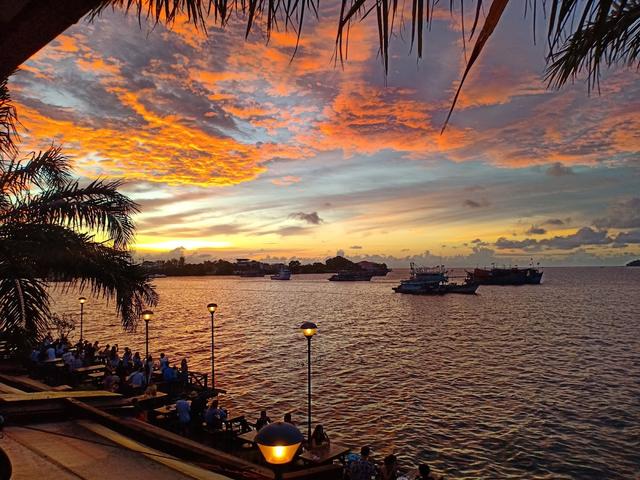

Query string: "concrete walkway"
[[3, 422, 231, 479]]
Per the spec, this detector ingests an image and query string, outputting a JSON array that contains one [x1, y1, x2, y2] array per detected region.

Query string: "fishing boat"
[[393, 263, 479, 295], [270, 267, 291, 280], [328, 270, 374, 281], [467, 262, 543, 285]]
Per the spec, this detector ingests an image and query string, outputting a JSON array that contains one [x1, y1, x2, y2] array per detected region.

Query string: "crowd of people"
[[347, 446, 441, 480], [29, 333, 190, 394], [29, 334, 441, 479]]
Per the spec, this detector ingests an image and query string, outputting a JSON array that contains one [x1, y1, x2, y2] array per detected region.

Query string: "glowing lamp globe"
[[207, 303, 218, 313], [300, 321, 318, 338], [141, 310, 154, 321], [78, 297, 87, 304], [255, 422, 303, 465]]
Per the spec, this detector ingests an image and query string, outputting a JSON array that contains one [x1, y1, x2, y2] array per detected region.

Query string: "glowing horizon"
[[10, 3, 640, 267]]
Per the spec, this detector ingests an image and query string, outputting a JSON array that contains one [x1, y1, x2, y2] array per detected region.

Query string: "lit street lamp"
[[78, 297, 87, 341], [141, 310, 153, 359], [207, 303, 218, 390], [300, 321, 318, 442], [256, 421, 303, 480]]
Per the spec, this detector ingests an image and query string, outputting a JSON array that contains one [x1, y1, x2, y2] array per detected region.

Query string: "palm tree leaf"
[[546, 0, 640, 90], [0, 223, 157, 332], [442, 0, 510, 133], [0, 79, 18, 158], [0, 146, 72, 197], [0, 274, 50, 342], [3, 176, 139, 249]]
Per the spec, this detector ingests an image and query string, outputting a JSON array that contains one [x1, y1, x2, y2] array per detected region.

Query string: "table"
[[299, 443, 350, 465], [43, 358, 63, 365], [237, 429, 258, 444], [74, 365, 105, 374], [153, 402, 176, 416]]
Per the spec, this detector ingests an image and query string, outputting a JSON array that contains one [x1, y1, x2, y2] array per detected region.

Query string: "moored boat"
[[468, 263, 543, 285], [270, 267, 292, 280], [328, 270, 374, 281]]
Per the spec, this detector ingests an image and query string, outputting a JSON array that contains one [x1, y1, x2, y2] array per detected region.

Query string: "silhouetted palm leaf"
[[546, 0, 640, 90], [0, 79, 18, 158]]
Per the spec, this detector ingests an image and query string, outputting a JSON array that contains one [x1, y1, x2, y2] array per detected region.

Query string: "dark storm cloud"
[[544, 218, 565, 226], [613, 230, 640, 244], [526, 226, 547, 235], [495, 237, 539, 250], [289, 211, 324, 224], [546, 162, 575, 176], [594, 197, 640, 229], [540, 227, 612, 250]]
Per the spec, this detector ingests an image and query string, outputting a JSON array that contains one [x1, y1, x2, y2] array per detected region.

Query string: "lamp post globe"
[[141, 310, 153, 359], [300, 321, 318, 442], [78, 297, 87, 341], [256, 421, 303, 479], [207, 303, 218, 390]]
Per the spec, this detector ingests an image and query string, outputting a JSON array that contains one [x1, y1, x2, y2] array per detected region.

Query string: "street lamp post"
[[256, 421, 303, 480], [300, 321, 318, 442], [207, 303, 218, 390], [78, 297, 87, 341], [141, 310, 153, 359]]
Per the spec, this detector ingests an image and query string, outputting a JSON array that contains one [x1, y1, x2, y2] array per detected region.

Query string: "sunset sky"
[[9, 3, 640, 266]]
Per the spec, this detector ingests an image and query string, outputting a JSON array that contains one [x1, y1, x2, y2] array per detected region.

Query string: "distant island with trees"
[[141, 256, 390, 277]]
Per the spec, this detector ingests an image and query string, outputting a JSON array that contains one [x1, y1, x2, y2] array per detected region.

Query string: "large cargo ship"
[[468, 264, 543, 285]]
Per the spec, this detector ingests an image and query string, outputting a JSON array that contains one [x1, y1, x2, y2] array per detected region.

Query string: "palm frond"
[[4, 176, 139, 249], [0, 223, 157, 332], [0, 274, 50, 342], [545, 0, 640, 89], [0, 78, 18, 158], [0, 146, 72, 197]]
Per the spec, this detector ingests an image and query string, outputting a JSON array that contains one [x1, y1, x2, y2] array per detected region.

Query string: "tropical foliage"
[[0, 79, 157, 347], [89, 0, 640, 128]]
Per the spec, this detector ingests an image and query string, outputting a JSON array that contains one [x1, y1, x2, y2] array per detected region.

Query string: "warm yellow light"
[[142, 310, 154, 321], [300, 322, 318, 338], [78, 297, 87, 304], [257, 443, 301, 465], [207, 303, 218, 313]]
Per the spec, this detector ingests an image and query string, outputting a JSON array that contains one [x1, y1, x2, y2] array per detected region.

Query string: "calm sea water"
[[51, 267, 640, 479]]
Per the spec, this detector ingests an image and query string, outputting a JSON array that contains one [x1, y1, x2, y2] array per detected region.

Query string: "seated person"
[[46, 344, 56, 361], [283, 412, 295, 425], [255, 410, 271, 431], [349, 446, 377, 480], [62, 349, 74, 366], [310, 424, 330, 449], [380, 454, 398, 480], [163, 365, 179, 383], [127, 368, 146, 391], [103, 371, 120, 392], [204, 399, 228, 429], [416, 463, 441, 480], [159, 352, 169, 371], [70, 352, 84, 371]]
